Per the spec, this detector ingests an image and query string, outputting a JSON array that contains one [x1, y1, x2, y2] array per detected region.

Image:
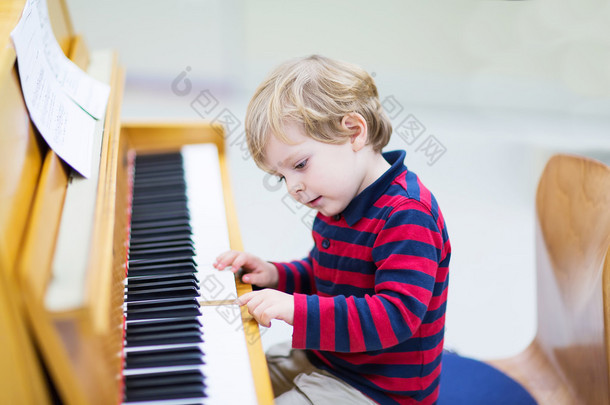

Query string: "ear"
[[341, 113, 368, 152]]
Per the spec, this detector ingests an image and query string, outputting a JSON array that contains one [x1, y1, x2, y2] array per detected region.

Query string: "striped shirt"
[[273, 150, 451, 404]]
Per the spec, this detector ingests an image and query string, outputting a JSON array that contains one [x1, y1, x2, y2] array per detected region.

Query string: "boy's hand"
[[213, 250, 279, 289], [237, 289, 294, 327]]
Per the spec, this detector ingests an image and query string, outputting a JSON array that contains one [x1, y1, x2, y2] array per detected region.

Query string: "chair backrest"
[[535, 154, 610, 404]]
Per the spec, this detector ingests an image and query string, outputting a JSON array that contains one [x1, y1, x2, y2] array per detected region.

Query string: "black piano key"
[[129, 201, 188, 215], [126, 298, 201, 320], [128, 239, 193, 251], [127, 272, 198, 285], [124, 384, 206, 402], [127, 264, 198, 277], [126, 317, 202, 333], [133, 177, 186, 188], [135, 152, 182, 162], [129, 255, 196, 267], [135, 160, 184, 170], [125, 346, 204, 369], [129, 234, 193, 246], [129, 247, 195, 260], [132, 192, 187, 205], [127, 278, 198, 290], [126, 296, 199, 308], [125, 329, 203, 346], [129, 247, 196, 261], [131, 210, 190, 223], [125, 369, 203, 389], [132, 185, 187, 199], [129, 225, 192, 238], [130, 218, 191, 231], [126, 306, 201, 320], [125, 320, 202, 338], [129, 257, 198, 269], [135, 161, 184, 172], [125, 286, 199, 302], [133, 173, 185, 185]]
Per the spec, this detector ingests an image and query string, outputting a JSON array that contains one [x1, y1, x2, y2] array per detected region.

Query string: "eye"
[[294, 159, 308, 170], [277, 175, 285, 183]]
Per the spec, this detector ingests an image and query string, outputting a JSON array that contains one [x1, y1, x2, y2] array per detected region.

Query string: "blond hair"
[[245, 55, 392, 171]]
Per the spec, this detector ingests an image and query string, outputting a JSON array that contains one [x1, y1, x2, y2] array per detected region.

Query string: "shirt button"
[[321, 238, 331, 249], [333, 214, 341, 221]]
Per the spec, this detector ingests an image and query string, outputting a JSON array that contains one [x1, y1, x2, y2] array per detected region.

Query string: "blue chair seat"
[[438, 351, 537, 404]]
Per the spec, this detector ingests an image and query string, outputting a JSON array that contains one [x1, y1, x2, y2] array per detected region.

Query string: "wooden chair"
[[487, 154, 610, 404]]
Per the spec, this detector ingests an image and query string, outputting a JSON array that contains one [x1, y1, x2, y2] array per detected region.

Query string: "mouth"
[[306, 196, 322, 207]]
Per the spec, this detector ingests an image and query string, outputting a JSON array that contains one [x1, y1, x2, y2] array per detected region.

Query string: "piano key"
[[133, 177, 186, 187], [127, 278, 199, 291], [125, 369, 204, 389], [131, 211, 190, 223], [125, 346, 204, 369], [126, 300, 201, 320], [125, 384, 206, 403], [127, 273, 198, 285], [129, 255, 196, 266], [135, 152, 183, 162], [126, 264, 198, 277], [132, 193, 187, 205], [126, 317, 202, 334], [130, 218, 192, 231], [129, 201, 189, 214], [129, 234, 193, 246], [129, 247, 196, 262], [132, 184, 186, 197], [125, 330, 203, 347], [129, 225, 192, 238], [125, 286, 199, 302], [128, 259, 196, 269], [128, 239, 194, 250]]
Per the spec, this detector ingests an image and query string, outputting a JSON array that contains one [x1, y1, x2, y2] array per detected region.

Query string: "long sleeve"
[[271, 249, 317, 295], [291, 201, 448, 353]]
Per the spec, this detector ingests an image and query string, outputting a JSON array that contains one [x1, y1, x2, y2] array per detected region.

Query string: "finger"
[[241, 271, 265, 285], [212, 251, 232, 269], [236, 290, 258, 306], [214, 250, 239, 269], [213, 250, 235, 264], [251, 300, 273, 327]]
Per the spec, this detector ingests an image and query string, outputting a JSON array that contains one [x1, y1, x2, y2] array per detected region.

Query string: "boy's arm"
[[292, 202, 449, 352], [271, 249, 316, 295]]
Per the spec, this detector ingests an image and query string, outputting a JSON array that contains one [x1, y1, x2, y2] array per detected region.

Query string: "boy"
[[213, 55, 451, 404]]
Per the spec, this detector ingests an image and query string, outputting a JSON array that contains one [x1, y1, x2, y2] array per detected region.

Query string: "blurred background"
[[68, 0, 610, 360]]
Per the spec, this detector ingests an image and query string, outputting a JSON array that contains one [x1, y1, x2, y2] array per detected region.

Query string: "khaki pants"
[[266, 342, 376, 405]]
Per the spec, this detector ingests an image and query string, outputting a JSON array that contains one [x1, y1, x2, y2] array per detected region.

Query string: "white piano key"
[[182, 144, 231, 267], [198, 305, 257, 405]]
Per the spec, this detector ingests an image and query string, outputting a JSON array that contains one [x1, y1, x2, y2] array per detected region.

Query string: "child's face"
[[264, 121, 368, 217]]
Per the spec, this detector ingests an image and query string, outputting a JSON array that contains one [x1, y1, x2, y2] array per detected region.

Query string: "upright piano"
[[0, 0, 273, 403]]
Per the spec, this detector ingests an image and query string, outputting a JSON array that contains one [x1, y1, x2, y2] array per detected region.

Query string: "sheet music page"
[[33, 0, 111, 119], [10, 1, 96, 177]]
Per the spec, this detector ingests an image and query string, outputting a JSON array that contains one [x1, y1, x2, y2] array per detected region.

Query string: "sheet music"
[[10, 0, 109, 177], [32, 0, 110, 119]]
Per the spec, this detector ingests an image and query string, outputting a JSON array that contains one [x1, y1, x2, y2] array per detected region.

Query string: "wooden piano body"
[[0, 0, 273, 403]]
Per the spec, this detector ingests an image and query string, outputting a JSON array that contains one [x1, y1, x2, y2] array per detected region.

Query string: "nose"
[[286, 177, 304, 197]]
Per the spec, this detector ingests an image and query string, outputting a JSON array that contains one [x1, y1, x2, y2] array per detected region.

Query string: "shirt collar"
[[342, 150, 407, 226]]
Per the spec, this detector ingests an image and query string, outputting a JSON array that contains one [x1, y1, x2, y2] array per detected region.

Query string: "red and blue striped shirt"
[[272, 150, 451, 404]]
